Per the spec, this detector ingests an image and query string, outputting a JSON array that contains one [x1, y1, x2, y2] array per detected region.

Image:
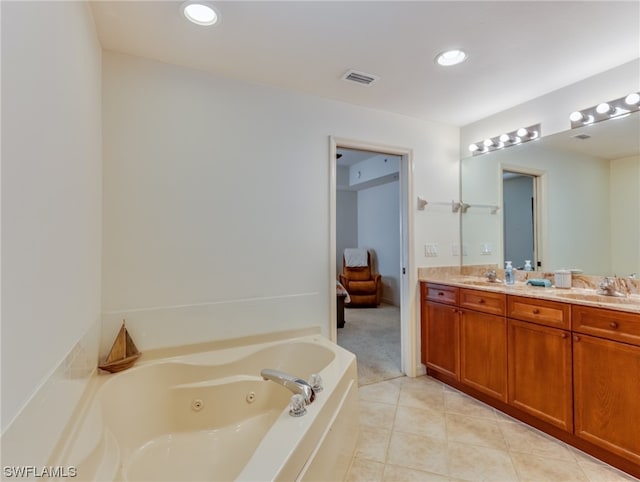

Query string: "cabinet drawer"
[[460, 288, 506, 316], [424, 283, 459, 305], [573, 305, 640, 346], [508, 296, 571, 329]]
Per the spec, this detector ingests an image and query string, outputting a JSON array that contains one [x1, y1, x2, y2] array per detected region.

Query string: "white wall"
[[358, 181, 401, 305], [101, 51, 459, 355], [1, 0, 102, 467], [610, 155, 640, 276], [336, 190, 358, 276]]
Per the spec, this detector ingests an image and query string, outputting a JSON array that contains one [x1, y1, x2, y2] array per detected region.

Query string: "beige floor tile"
[[352, 379, 637, 482], [400, 375, 445, 391], [510, 451, 590, 482], [360, 400, 397, 430], [498, 419, 575, 461], [578, 460, 640, 482], [445, 414, 507, 450], [447, 441, 518, 481], [394, 405, 447, 440], [444, 390, 497, 420], [383, 463, 451, 482], [387, 431, 449, 477], [355, 427, 392, 463], [347, 457, 385, 482], [360, 379, 402, 405], [398, 382, 445, 411]]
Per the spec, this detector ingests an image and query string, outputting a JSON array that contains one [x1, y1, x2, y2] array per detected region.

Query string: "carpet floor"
[[337, 303, 403, 386]]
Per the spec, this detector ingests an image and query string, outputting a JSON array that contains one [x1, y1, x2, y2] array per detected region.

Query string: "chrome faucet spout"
[[261, 369, 315, 404], [597, 277, 629, 297], [485, 270, 498, 282]]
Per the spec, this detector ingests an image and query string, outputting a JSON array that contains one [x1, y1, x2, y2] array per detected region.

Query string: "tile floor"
[[346, 375, 640, 482]]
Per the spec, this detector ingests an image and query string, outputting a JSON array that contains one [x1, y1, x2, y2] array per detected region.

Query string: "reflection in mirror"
[[461, 111, 640, 277], [503, 171, 536, 270]]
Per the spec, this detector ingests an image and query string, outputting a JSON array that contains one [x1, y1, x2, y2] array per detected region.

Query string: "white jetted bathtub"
[[53, 334, 359, 481]]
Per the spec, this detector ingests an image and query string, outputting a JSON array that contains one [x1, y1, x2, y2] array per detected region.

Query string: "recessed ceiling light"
[[181, 1, 219, 26], [435, 49, 467, 66]]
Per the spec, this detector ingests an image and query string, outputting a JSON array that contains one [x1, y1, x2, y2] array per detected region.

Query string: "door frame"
[[329, 136, 418, 377]]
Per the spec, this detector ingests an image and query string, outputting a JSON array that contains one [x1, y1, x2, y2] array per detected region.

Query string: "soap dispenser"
[[505, 261, 515, 285], [524, 260, 533, 272]]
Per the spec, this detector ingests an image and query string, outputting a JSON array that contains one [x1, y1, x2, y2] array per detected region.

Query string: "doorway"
[[329, 137, 416, 381], [502, 169, 541, 270]]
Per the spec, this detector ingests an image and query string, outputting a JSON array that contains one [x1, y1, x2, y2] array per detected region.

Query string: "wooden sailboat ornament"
[[99, 320, 141, 373]]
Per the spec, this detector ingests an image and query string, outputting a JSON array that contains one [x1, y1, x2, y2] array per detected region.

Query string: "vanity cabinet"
[[421, 283, 459, 380], [507, 296, 573, 432], [459, 289, 507, 401], [507, 319, 573, 431], [572, 305, 640, 465]]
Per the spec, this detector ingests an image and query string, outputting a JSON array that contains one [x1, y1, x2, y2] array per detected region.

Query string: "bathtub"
[[53, 334, 359, 481]]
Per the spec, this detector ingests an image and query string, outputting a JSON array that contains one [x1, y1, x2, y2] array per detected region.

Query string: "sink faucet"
[[485, 270, 498, 282], [261, 369, 315, 404], [597, 277, 628, 297]]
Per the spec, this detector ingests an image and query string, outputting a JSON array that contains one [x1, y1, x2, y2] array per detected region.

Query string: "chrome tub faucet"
[[261, 368, 316, 404]]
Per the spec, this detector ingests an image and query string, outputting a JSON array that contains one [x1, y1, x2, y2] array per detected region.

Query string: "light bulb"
[[625, 93, 640, 106], [483, 138, 494, 147], [596, 102, 614, 115], [468, 143, 479, 152], [499, 134, 511, 143], [569, 111, 584, 122], [516, 128, 529, 138]]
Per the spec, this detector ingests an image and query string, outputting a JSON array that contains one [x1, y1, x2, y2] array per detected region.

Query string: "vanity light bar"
[[468, 124, 541, 156], [569, 92, 640, 129]]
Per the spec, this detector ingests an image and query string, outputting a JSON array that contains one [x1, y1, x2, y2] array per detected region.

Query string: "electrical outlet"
[[481, 243, 493, 255], [424, 243, 439, 257]]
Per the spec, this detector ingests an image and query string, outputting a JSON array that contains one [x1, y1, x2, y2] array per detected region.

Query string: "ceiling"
[[91, 1, 640, 127]]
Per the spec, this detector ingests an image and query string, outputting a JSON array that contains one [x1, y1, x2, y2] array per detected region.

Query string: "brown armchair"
[[339, 249, 382, 307]]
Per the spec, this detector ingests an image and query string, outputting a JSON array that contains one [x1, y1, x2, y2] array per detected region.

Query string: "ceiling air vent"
[[342, 69, 379, 86]]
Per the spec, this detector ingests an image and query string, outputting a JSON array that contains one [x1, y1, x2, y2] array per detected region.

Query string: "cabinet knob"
[[478, 298, 486, 304], [532, 308, 540, 314], [438, 291, 445, 296], [561, 333, 568, 339], [609, 322, 619, 329], [574, 335, 581, 342]]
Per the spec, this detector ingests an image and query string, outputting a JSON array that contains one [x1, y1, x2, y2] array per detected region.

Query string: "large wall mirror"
[[461, 111, 639, 277]]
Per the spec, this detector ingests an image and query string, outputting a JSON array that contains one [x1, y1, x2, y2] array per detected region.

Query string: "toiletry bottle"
[[505, 261, 515, 285], [524, 260, 533, 271]]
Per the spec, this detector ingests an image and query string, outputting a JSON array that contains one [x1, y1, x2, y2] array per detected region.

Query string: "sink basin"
[[558, 293, 639, 305]]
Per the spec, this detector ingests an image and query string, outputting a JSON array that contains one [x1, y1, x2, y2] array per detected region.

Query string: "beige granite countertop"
[[418, 266, 640, 315]]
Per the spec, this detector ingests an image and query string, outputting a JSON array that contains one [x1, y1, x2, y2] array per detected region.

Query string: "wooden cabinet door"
[[573, 334, 640, 465], [508, 319, 573, 431], [460, 309, 507, 401], [425, 301, 459, 380]]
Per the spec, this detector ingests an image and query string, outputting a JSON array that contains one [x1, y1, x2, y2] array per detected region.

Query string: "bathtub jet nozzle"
[[260, 369, 316, 405]]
